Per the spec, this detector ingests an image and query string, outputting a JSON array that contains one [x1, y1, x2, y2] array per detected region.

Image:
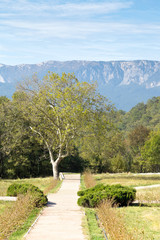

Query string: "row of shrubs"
[[78, 172, 137, 239], [0, 183, 48, 239], [77, 183, 136, 207], [7, 183, 48, 207]]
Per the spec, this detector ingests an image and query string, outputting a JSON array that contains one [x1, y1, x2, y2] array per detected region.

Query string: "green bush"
[[7, 183, 48, 207], [77, 184, 136, 208]]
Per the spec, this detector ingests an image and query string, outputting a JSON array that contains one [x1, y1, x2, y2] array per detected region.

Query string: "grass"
[[48, 179, 62, 194], [118, 206, 160, 240], [0, 193, 36, 239], [0, 201, 14, 215], [83, 171, 96, 189], [0, 176, 54, 196], [8, 178, 63, 240], [98, 200, 135, 240], [0, 176, 61, 240], [84, 209, 104, 240], [94, 173, 160, 187], [94, 172, 160, 203], [136, 187, 160, 203], [83, 172, 160, 240], [81, 172, 104, 240], [9, 208, 41, 240]]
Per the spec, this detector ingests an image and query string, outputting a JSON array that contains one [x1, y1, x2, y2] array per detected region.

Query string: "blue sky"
[[0, 0, 160, 65]]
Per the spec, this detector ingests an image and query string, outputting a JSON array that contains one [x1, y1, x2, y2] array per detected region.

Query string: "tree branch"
[[30, 126, 55, 164]]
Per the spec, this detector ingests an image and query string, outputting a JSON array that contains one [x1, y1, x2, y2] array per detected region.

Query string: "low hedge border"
[[7, 183, 48, 207], [77, 183, 136, 208]]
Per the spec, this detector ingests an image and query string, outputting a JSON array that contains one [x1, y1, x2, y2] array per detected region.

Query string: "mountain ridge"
[[0, 60, 160, 111]]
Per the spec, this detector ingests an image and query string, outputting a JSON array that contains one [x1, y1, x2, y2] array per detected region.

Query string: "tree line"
[[0, 72, 159, 179]]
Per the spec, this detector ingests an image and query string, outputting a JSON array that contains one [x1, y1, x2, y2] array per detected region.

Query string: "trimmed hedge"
[[77, 184, 136, 207], [7, 183, 48, 207]]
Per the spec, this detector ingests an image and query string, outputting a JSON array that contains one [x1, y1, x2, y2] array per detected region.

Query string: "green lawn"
[[94, 173, 160, 187], [84, 209, 105, 240], [136, 187, 160, 202], [9, 208, 41, 240], [0, 201, 13, 215], [93, 173, 160, 239], [0, 176, 61, 240], [118, 206, 160, 240], [0, 176, 54, 196]]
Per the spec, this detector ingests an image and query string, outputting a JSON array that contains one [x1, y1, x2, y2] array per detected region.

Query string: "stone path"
[[135, 184, 160, 190], [0, 196, 17, 201], [25, 174, 85, 240]]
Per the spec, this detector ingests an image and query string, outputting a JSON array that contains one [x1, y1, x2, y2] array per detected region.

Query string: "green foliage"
[[15, 72, 115, 178], [0, 71, 115, 178], [59, 146, 87, 173], [77, 184, 136, 208], [126, 125, 150, 172], [0, 96, 10, 178], [128, 125, 150, 153], [106, 132, 131, 172], [113, 96, 160, 173], [7, 183, 48, 207], [141, 130, 160, 172], [84, 208, 104, 240], [79, 126, 129, 173], [122, 97, 160, 131], [0, 94, 52, 179], [1, 76, 160, 177]]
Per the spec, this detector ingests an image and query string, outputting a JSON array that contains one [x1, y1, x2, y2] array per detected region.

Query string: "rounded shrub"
[[7, 183, 48, 207], [77, 184, 105, 197], [77, 184, 136, 208]]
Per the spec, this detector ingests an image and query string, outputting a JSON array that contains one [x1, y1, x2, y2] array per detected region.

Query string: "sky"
[[0, 0, 160, 65]]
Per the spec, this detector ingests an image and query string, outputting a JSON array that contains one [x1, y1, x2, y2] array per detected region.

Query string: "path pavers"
[[25, 174, 85, 240], [0, 196, 17, 201], [135, 184, 160, 190]]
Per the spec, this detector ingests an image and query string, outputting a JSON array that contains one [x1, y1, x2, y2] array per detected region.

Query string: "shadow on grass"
[[131, 202, 160, 207]]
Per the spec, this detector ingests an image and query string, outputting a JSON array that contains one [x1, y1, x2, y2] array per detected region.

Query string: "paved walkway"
[[135, 184, 160, 190], [25, 174, 85, 240], [0, 196, 17, 201]]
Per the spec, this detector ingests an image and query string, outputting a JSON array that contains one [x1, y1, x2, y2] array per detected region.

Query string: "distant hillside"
[[119, 96, 160, 131], [0, 60, 160, 111]]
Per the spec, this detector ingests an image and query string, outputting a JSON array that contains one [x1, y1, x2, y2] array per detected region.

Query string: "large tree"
[[128, 125, 150, 156], [0, 96, 10, 177], [141, 130, 160, 172], [0, 95, 50, 178], [16, 72, 113, 179]]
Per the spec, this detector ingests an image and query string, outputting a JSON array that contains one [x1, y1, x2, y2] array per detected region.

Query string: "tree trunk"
[[52, 161, 59, 180]]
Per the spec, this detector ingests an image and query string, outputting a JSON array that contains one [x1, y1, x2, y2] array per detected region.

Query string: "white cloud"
[[53, 1, 133, 16], [0, 0, 133, 17], [0, 0, 160, 64], [0, 44, 6, 51], [1, 19, 160, 40]]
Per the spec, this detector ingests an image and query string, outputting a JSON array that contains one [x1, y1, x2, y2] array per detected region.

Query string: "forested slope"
[[119, 96, 160, 132], [0, 88, 160, 178]]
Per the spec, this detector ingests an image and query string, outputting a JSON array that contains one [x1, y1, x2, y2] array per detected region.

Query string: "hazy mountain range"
[[0, 60, 160, 111]]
